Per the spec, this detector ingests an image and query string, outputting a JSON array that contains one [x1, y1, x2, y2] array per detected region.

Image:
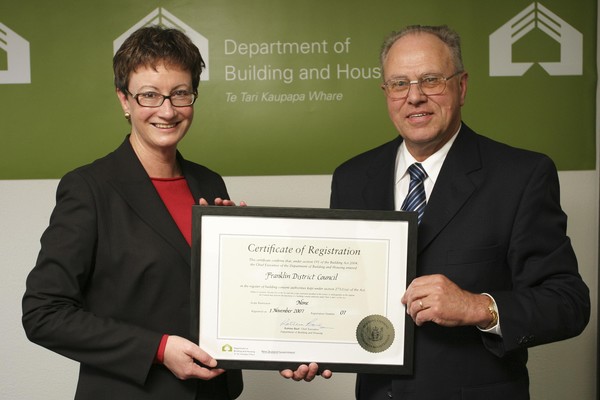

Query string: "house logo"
[[489, 2, 582, 76], [0, 23, 31, 84], [221, 344, 233, 352], [114, 8, 210, 80]]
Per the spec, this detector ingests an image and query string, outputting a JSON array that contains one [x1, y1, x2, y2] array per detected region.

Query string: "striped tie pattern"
[[401, 163, 428, 224]]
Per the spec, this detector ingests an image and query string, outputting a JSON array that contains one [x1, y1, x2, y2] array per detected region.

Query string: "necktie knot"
[[402, 163, 428, 224], [407, 163, 427, 182]]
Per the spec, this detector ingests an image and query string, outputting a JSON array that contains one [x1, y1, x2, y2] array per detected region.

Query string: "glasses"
[[381, 71, 462, 100], [126, 89, 197, 107]]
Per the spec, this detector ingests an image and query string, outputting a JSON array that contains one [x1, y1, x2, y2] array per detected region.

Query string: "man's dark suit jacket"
[[23, 137, 243, 400], [330, 124, 589, 400]]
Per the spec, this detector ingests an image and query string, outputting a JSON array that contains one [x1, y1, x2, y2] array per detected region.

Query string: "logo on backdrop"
[[0, 22, 31, 84], [489, 2, 582, 76], [114, 8, 210, 80]]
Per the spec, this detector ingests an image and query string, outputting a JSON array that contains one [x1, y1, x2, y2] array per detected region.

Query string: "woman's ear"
[[116, 88, 130, 114]]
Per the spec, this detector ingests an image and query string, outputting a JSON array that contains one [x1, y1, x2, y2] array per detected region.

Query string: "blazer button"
[[517, 335, 535, 345]]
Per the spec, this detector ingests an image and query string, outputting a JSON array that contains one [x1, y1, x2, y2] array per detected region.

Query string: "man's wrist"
[[479, 293, 498, 330]]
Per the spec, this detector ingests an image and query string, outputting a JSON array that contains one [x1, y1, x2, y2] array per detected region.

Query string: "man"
[[284, 25, 590, 399]]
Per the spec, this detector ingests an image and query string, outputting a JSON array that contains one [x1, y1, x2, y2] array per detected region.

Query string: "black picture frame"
[[191, 206, 417, 375]]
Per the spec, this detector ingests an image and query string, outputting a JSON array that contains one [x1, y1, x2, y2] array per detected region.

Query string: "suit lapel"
[[180, 155, 221, 203], [107, 137, 191, 265], [417, 125, 483, 253], [362, 137, 401, 210]]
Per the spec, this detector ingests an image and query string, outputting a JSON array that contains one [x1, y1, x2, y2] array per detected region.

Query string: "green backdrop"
[[0, 0, 596, 179]]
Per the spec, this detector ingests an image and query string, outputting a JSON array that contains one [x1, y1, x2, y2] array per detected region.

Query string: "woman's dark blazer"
[[23, 136, 243, 400]]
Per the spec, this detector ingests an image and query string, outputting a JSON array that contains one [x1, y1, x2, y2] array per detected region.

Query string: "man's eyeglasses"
[[381, 71, 463, 100], [126, 89, 197, 107]]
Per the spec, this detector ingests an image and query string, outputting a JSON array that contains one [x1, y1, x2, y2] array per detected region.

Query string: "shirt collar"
[[395, 123, 461, 184]]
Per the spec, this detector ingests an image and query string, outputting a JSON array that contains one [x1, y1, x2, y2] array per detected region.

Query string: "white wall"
[[1, 168, 597, 399]]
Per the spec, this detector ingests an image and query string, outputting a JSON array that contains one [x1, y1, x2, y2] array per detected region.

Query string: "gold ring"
[[419, 300, 424, 309]]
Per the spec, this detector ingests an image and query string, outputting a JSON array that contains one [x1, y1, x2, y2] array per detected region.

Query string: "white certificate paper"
[[191, 207, 417, 374]]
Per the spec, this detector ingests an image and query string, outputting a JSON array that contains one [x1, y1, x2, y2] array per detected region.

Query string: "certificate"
[[191, 206, 417, 374]]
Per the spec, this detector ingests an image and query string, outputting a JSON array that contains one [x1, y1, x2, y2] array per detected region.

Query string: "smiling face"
[[117, 63, 194, 158], [382, 32, 467, 161]]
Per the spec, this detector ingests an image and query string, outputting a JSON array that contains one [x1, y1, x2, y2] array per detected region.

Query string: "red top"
[[151, 177, 195, 245]]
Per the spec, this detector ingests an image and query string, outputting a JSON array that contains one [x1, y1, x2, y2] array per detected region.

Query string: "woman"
[[22, 26, 243, 399]]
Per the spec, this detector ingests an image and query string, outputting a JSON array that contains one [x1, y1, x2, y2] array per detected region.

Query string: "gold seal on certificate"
[[356, 315, 395, 353]]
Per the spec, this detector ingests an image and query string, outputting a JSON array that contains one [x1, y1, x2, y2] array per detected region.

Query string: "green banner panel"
[[0, 0, 596, 179]]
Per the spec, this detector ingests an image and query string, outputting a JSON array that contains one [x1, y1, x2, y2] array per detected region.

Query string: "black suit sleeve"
[[484, 155, 590, 354], [22, 170, 161, 386]]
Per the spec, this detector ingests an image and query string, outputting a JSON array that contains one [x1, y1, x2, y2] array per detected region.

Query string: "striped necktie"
[[401, 163, 428, 224]]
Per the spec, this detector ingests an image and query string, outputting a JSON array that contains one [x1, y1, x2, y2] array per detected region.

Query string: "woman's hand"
[[162, 335, 225, 381], [199, 197, 247, 207]]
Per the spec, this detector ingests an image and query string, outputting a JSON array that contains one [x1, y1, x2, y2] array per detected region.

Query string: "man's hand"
[[280, 363, 332, 382], [162, 335, 225, 380], [401, 274, 492, 327]]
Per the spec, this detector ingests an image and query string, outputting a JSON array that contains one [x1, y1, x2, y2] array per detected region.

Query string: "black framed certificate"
[[191, 206, 417, 374]]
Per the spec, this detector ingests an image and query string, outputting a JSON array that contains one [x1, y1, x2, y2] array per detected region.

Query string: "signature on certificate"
[[280, 318, 334, 330]]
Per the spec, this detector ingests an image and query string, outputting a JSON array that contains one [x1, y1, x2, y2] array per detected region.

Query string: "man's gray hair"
[[379, 25, 464, 76]]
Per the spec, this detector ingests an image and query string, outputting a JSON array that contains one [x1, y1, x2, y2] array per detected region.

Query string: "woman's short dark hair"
[[113, 25, 205, 93]]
